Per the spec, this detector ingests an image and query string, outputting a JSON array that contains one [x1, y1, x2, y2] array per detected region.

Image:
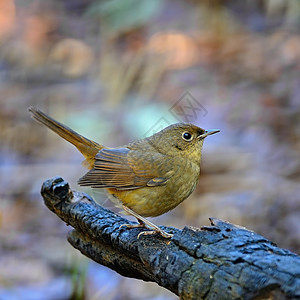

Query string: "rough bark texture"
[[41, 176, 300, 300]]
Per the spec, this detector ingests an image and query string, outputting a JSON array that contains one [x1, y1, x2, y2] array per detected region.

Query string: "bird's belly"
[[108, 161, 200, 217]]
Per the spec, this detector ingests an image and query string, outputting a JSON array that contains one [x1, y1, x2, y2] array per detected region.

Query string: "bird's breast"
[[108, 159, 200, 217], [168, 159, 200, 201]]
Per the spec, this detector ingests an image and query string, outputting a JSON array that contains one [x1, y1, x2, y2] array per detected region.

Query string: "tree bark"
[[41, 176, 300, 300]]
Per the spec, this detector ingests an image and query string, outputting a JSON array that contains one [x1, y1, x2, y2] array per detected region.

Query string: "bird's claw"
[[137, 229, 173, 239], [119, 223, 173, 239]]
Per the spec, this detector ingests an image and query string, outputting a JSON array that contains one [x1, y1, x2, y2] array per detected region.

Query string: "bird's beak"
[[199, 129, 220, 139]]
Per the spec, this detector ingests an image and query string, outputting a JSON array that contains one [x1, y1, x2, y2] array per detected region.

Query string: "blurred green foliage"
[[87, 0, 164, 34]]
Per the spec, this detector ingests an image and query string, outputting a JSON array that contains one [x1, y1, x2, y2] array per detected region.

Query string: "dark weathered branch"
[[41, 177, 300, 299]]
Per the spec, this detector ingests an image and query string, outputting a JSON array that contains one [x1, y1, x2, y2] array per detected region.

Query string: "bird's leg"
[[120, 205, 173, 239]]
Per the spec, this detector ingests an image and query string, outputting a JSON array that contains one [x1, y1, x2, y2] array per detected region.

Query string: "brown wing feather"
[[78, 148, 170, 190]]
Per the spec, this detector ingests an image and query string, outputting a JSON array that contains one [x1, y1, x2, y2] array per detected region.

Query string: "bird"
[[29, 107, 219, 238]]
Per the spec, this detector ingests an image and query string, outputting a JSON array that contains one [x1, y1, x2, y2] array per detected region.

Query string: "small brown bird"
[[29, 107, 219, 238]]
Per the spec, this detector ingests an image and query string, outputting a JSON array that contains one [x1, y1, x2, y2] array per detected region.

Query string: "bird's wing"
[[77, 148, 171, 190]]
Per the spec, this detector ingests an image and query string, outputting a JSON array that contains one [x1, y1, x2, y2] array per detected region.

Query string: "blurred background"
[[1, 0, 300, 299]]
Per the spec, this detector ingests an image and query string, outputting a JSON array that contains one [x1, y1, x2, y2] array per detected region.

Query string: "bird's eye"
[[182, 132, 193, 141]]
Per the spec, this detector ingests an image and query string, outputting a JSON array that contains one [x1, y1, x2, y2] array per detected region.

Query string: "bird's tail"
[[28, 107, 104, 169]]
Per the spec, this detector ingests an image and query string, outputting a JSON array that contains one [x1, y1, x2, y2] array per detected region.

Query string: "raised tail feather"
[[28, 107, 104, 169]]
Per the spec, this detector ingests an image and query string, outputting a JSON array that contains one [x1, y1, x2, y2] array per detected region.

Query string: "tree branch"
[[41, 177, 300, 299]]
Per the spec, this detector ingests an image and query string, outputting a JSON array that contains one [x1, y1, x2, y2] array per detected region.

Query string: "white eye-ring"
[[182, 131, 193, 141]]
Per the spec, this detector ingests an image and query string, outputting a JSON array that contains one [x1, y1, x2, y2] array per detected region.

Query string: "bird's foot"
[[119, 221, 145, 230], [121, 205, 173, 239], [137, 229, 173, 239]]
